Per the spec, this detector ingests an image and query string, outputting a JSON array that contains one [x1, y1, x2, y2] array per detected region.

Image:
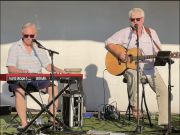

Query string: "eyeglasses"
[[23, 34, 35, 38], [130, 18, 142, 22]]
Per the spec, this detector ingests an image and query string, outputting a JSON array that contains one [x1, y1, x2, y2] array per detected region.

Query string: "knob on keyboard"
[[64, 68, 82, 74]]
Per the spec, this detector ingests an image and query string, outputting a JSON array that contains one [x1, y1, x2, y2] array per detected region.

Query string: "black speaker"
[[0, 105, 12, 115]]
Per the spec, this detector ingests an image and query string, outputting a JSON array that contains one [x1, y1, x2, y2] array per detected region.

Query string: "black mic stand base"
[[135, 124, 143, 134], [36, 123, 86, 135], [36, 123, 69, 134], [164, 126, 180, 135]]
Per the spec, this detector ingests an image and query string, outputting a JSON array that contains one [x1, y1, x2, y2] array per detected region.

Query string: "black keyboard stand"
[[17, 76, 84, 135]]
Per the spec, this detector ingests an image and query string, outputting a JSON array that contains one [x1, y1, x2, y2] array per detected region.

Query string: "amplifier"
[[62, 93, 83, 127], [0, 105, 12, 115]]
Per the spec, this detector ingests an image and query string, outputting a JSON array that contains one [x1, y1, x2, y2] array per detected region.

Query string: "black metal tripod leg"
[[141, 89, 144, 124], [125, 102, 131, 120], [128, 103, 131, 120], [125, 87, 131, 121], [18, 84, 70, 134], [143, 90, 153, 127]]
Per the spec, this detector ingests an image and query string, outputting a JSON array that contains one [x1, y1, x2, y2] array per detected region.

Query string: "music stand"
[[154, 51, 178, 134], [154, 51, 172, 66]]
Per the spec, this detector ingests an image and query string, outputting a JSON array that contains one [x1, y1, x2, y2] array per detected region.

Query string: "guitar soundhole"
[[128, 55, 133, 63], [118, 58, 121, 65]]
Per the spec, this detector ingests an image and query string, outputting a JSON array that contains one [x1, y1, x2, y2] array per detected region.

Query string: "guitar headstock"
[[170, 52, 180, 58]]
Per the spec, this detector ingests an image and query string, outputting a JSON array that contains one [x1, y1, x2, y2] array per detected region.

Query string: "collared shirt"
[[6, 39, 50, 73], [105, 26, 161, 76]]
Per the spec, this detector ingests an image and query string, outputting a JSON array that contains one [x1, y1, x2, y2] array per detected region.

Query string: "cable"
[[109, 101, 118, 110], [101, 69, 120, 120], [102, 69, 107, 106]]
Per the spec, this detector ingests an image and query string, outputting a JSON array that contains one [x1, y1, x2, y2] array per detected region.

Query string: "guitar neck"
[[132, 51, 180, 61], [132, 55, 156, 61]]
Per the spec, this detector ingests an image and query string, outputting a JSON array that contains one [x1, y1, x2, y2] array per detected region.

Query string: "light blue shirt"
[[6, 39, 50, 73]]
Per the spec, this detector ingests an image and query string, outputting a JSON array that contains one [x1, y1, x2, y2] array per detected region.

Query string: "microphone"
[[33, 39, 44, 48], [131, 24, 138, 30], [134, 24, 138, 30], [33, 39, 59, 54]]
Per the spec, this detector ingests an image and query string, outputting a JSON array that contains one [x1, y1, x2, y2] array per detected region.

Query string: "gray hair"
[[128, 8, 145, 18], [22, 22, 37, 31]]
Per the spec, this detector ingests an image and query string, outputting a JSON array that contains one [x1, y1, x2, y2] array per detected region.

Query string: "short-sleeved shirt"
[[6, 39, 50, 73], [6, 39, 51, 92], [105, 26, 161, 76]]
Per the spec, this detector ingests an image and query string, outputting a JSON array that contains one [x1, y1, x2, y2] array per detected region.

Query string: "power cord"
[[102, 69, 107, 106], [101, 69, 120, 120]]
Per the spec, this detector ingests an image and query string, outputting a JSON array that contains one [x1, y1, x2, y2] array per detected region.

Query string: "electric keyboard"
[[0, 73, 83, 81]]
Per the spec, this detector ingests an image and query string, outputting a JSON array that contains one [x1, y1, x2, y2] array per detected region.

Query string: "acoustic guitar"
[[105, 45, 179, 76]]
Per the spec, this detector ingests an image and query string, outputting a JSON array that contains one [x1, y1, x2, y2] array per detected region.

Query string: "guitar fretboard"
[[132, 55, 156, 61]]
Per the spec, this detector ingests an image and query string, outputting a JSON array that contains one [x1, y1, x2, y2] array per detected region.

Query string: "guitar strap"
[[145, 27, 161, 51]]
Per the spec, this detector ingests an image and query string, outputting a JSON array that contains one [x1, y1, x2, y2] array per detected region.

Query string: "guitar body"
[[105, 45, 179, 76], [105, 45, 141, 76]]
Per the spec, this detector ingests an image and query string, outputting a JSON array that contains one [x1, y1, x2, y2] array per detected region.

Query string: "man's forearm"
[[7, 66, 29, 73]]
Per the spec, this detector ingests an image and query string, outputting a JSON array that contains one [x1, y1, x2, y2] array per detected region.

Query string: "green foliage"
[[0, 113, 179, 135]]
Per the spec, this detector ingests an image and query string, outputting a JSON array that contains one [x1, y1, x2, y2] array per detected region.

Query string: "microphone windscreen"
[[134, 24, 138, 29]]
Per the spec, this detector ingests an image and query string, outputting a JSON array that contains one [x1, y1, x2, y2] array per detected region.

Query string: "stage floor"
[[0, 112, 180, 135]]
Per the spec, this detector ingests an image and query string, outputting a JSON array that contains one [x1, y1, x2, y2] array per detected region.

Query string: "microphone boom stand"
[[167, 58, 173, 134], [134, 25, 143, 133], [35, 40, 59, 131]]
